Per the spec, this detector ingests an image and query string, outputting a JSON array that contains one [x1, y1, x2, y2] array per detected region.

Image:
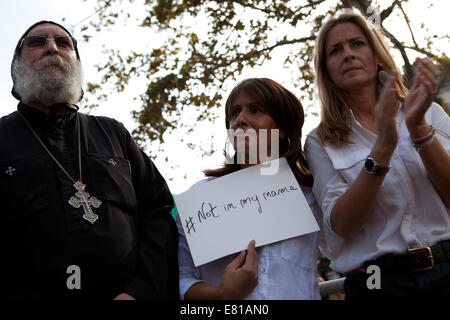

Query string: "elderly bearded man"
[[0, 21, 178, 300]]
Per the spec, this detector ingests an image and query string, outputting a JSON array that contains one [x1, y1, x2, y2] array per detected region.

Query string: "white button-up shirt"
[[177, 180, 322, 300], [305, 102, 450, 273]]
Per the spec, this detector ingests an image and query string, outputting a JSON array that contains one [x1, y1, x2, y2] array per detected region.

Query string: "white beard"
[[12, 55, 83, 106]]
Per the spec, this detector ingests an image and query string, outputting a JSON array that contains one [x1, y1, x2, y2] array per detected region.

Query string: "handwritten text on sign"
[[174, 158, 320, 266]]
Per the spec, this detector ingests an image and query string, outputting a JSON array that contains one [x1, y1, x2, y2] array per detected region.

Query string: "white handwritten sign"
[[174, 158, 320, 266]]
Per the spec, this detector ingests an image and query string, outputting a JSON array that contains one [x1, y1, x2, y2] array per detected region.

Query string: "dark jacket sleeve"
[[121, 132, 179, 300], [0, 114, 46, 300], [0, 262, 46, 300]]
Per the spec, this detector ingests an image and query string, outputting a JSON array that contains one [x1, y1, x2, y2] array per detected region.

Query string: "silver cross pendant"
[[68, 181, 102, 224], [5, 166, 16, 176]]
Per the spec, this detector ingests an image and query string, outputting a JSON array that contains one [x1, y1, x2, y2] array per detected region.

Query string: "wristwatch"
[[364, 156, 391, 175]]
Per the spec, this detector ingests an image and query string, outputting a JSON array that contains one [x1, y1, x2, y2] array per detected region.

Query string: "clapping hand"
[[375, 69, 400, 152], [404, 57, 439, 137]]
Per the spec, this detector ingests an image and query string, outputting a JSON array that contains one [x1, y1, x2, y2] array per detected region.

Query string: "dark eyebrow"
[[327, 37, 365, 51], [229, 103, 241, 110], [326, 41, 340, 53], [350, 37, 365, 42]]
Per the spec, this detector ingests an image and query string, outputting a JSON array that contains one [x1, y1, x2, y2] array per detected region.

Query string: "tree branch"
[[381, 26, 413, 87], [231, 0, 279, 16], [404, 45, 448, 63], [380, 0, 397, 21], [395, 0, 418, 47]]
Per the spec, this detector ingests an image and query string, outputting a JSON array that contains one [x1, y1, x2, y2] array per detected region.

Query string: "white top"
[[304, 102, 450, 273], [176, 179, 322, 300]]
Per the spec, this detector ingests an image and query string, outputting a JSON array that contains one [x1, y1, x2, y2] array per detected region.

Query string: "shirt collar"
[[17, 102, 77, 126]]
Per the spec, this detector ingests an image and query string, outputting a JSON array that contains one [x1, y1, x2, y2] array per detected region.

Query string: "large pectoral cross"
[[68, 181, 102, 224]]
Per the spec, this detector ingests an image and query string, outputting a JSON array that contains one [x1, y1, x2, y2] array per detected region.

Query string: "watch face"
[[365, 158, 374, 172]]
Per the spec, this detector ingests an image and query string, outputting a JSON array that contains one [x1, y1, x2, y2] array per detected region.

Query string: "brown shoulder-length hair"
[[204, 77, 313, 187], [314, 10, 408, 146]]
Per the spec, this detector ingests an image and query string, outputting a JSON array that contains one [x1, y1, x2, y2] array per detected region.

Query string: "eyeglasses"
[[20, 35, 77, 50]]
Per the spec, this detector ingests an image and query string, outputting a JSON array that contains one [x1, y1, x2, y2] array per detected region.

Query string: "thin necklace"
[[18, 111, 101, 224]]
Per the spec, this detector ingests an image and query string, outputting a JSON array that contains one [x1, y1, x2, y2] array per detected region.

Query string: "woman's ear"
[[377, 61, 384, 71], [376, 54, 384, 71]]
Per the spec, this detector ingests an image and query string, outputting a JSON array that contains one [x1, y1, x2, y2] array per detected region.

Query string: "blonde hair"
[[314, 11, 408, 146]]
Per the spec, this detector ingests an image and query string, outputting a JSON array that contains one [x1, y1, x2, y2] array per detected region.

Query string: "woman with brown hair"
[[176, 77, 322, 299], [305, 11, 450, 299]]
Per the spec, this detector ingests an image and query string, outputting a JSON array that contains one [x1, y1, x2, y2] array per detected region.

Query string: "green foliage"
[[79, 0, 450, 147]]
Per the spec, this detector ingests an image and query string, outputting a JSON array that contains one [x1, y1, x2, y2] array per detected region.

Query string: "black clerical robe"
[[0, 103, 178, 299]]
